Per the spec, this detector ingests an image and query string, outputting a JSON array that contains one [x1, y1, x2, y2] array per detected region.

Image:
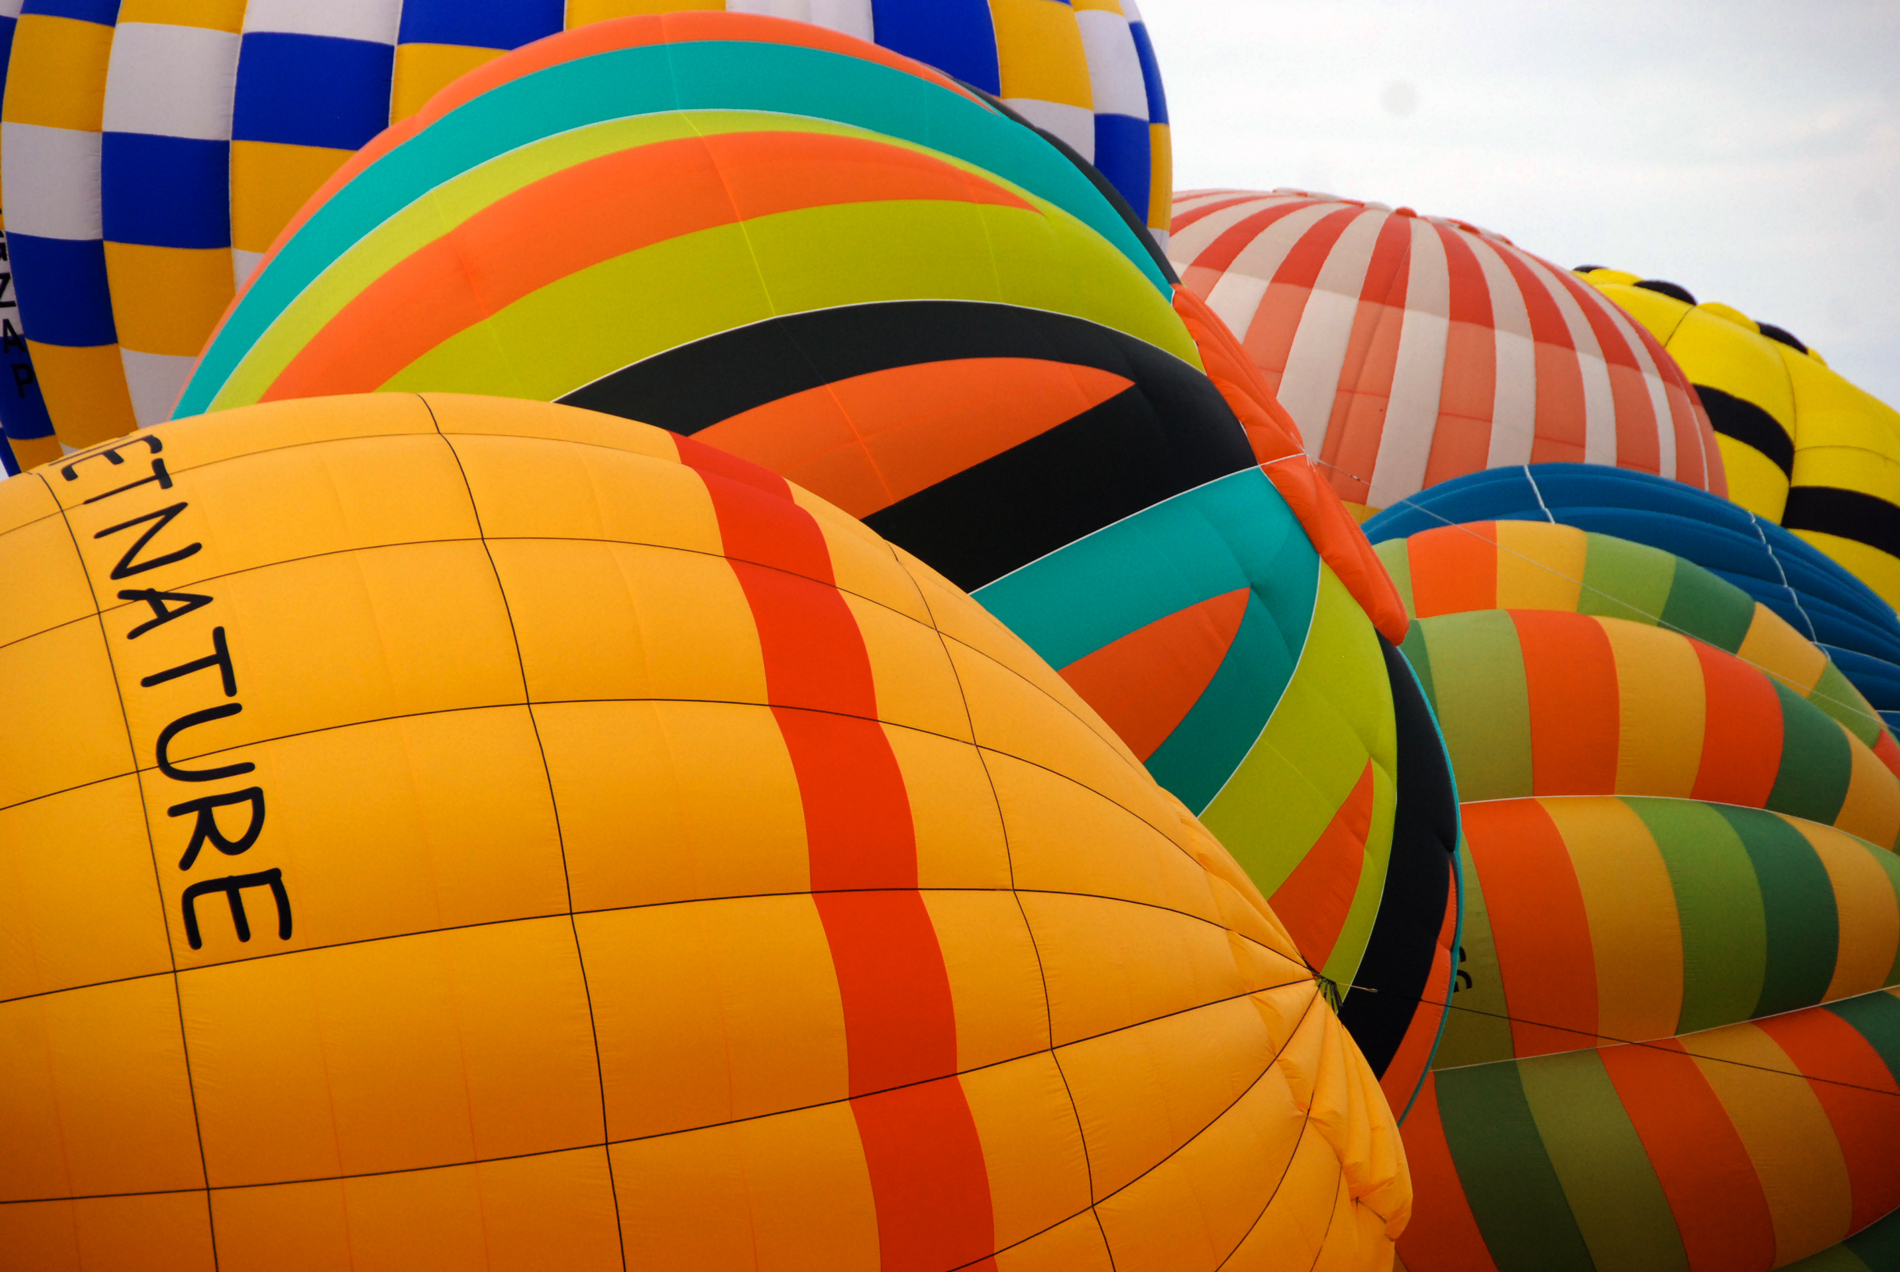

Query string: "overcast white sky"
[[1153, 0, 1900, 406]]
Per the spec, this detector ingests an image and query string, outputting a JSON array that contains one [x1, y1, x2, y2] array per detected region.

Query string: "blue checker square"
[[870, 0, 1000, 96], [20, 0, 119, 25], [233, 32, 395, 152], [8, 233, 117, 347], [102, 132, 232, 249], [1092, 113, 1151, 222], [1129, 21, 1168, 124], [397, 0, 564, 50]]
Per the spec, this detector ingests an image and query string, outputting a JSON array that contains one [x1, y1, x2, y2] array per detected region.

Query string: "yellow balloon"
[[0, 392, 1407, 1271]]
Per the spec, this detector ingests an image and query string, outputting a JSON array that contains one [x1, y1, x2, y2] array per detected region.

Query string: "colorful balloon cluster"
[[3, 6, 1897, 1272]]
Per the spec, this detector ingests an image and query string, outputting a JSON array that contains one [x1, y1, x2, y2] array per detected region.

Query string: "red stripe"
[[677, 436, 996, 1269], [1267, 759, 1375, 968], [1321, 211, 1415, 504], [1376, 877, 1459, 1116], [1185, 198, 1323, 276], [1600, 1039, 1776, 1272], [1688, 639, 1782, 808], [1423, 223, 1500, 490], [1462, 799, 1597, 1059], [1491, 248, 1589, 466], [1511, 610, 1619, 795], [1406, 522, 1499, 618], [1754, 1006, 1900, 1233]]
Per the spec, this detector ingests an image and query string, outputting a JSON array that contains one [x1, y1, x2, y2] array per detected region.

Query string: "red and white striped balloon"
[[1170, 189, 1726, 516]]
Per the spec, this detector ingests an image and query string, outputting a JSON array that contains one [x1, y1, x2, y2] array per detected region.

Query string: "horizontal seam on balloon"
[[0, 885, 1299, 1008], [0, 978, 1319, 1207], [1417, 995, 1900, 1097]]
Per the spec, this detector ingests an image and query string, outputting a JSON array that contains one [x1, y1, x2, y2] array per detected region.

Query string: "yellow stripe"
[[27, 341, 137, 447], [990, 0, 1093, 109], [1832, 726, 1900, 850], [1539, 796, 1683, 1044], [230, 140, 353, 256], [1689, 1021, 1852, 1263], [1737, 602, 1828, 695], [1602, 620, 1704, 797], [104, 243, 235, 357], [116, 0, 245, 30], [1146, 123, 1171, 232], [1714, 432, 1792, 522], [1493, 520, 1586, 612], [1776, 814, 1900, 1001], [1790, 529, 1900, 615], [2, 15, 114, 131], [391, 43, 510, 123], [566, 0, 724, 23]]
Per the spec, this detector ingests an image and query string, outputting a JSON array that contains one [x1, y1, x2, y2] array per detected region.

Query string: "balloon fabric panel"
[[0, 0, 59, 471], [0, 392, 1409, 1269]]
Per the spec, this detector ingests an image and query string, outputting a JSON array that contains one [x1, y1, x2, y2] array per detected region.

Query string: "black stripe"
[[1696, 384, 1794, 477], [1634, 278, 1696, 305], [559, 302, 1254, 590], [1784, 485, 1900, 560], [1337, 636, 1460, 1077], [1756, 322, 1808, 354]]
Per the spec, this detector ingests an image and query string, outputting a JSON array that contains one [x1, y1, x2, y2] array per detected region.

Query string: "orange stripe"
[[1058, 587, 1250, 761], [676, 436, 996, 1270], [697, 357, 1133, 520], [1601, 1039, 1776, 1271], [1511, 610, 1619, 795], [1462, 799, 1596, 1059], [1874, 730, 1900, 780], [1395, 1075, 1503, 1272], [263, 129, 1032, 403], [1268, 760, 1375, 968], [1378, 882, 1459, 1116], [1688, 638, 1783, 807], [1753, 1007, 1900, 1233], [1406, 522, 1498, 618]]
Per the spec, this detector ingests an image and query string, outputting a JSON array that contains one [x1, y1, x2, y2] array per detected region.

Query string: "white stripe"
[[1166, 192, 1278, 263], [1075, 8, 1147, 119], [1217, 199, 1339, 294], [233, 247, 265, 290], [242, 0, 400, 44], [1367, 217, 1451, 509], [805, 0, 874, 41], [1593, 284, 1678, 478], [0, 0, 24, 20], [1507, 242, 1615, 465], [1203, 271, 1267, 339], [1147, 226, 1167, 255], [1275, 208, 1389, 456], [121, 348, 196, 427], [1471, 237, 1537, 468], [1, 123, 103, 239], [103, 24, 241, 141], [1003, 98, 1094, 161]]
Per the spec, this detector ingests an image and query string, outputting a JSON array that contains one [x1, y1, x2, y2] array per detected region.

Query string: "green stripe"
[[1842, 1204, 1900, 1268], [1824, 989, 1900, 1085], [1420, 611, 1530, 801], [1812, 659, 1883, 747], [1401, 621, 1435, 710], [180, 38, 1171, 416], [1518, 1048, 1690, 1272], [1577, 531, 1675, 625], [1434, 836, 1513, 1069], [1780, 1240, 1876, 1272], [1375, 539, 1415, 618], [1712, 804, 1840, 1017], [1657, 557, 1756, 652], [1435, 1058, 1595, 1272], [1633, 799, 1767, 1034], [1768, 682, 1854, 827]]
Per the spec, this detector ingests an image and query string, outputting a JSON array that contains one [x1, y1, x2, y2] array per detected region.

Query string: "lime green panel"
[[1376, 539, 1416, 619], [1418, 610, 1531, 802], [1576, 531, 1675, 627], [1434, 834, 1513, 1070]]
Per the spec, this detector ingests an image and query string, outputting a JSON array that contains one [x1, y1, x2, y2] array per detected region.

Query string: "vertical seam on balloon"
[[420, 397, 631, 1272], [1522, 465, 1555, 523], [887, 538, 1117, 1269], [35, 464, 225, 1270]]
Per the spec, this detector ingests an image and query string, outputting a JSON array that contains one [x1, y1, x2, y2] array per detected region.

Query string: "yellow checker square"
[[27, 342, 138, 450], [1147, 124, 1171, 230], [7, 433, 65, 472], [0, 776, 171, 1001], [889, 724, 1010, 891], [390, 42, 508, 122], [182, 917, 602, 1188], [71, 434, 482, 593], [107, 539, 522, 771], [489, 537, 766, 706], [103, 243, 236, 357], [0, 618, 132, 810], [608, 1102, 879, 1271], [230, 140, 352, 256], [3, 15, 115, 131], [449, 429, 721, 552], [210, 1148, 623, 1272], [1018, 888, 1256, 1047], [921, 888, 1047, 1069], [0, 1194, 216, 1272], [116, 0, 244, 30], [0, 507, 96, 648], [537, 699, 808, 913], [577, 894, 847, 1142], [961, 1052, 1093, 1248], [1055, 994, 1272, 1198], [157, 707, 569, 968], [989, 0, 1094, 108], [0, 975, 204, 1201]]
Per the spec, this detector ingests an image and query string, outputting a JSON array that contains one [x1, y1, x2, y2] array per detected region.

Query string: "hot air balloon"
[[0, 1, 55, 472], [0, 0, 1171, 451], [160, 12, 1459, 1097], [1367, 463, 1900, 735], [1372, 512, 1900, 1270], [1582, 268, 1900, 613], [0, 391, 1410, 1270], [1167, 190, 1726, 520]]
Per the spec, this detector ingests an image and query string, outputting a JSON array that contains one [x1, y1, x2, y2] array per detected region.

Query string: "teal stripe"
[[1711, 805, 1839, 1018], [1435, 1059, 1595, 1272], [1145, 591, 1306, 812], [1767, 681, 1854, 827], [1631, 799, 1767, 1034], [178, 39, 1169, 416]]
